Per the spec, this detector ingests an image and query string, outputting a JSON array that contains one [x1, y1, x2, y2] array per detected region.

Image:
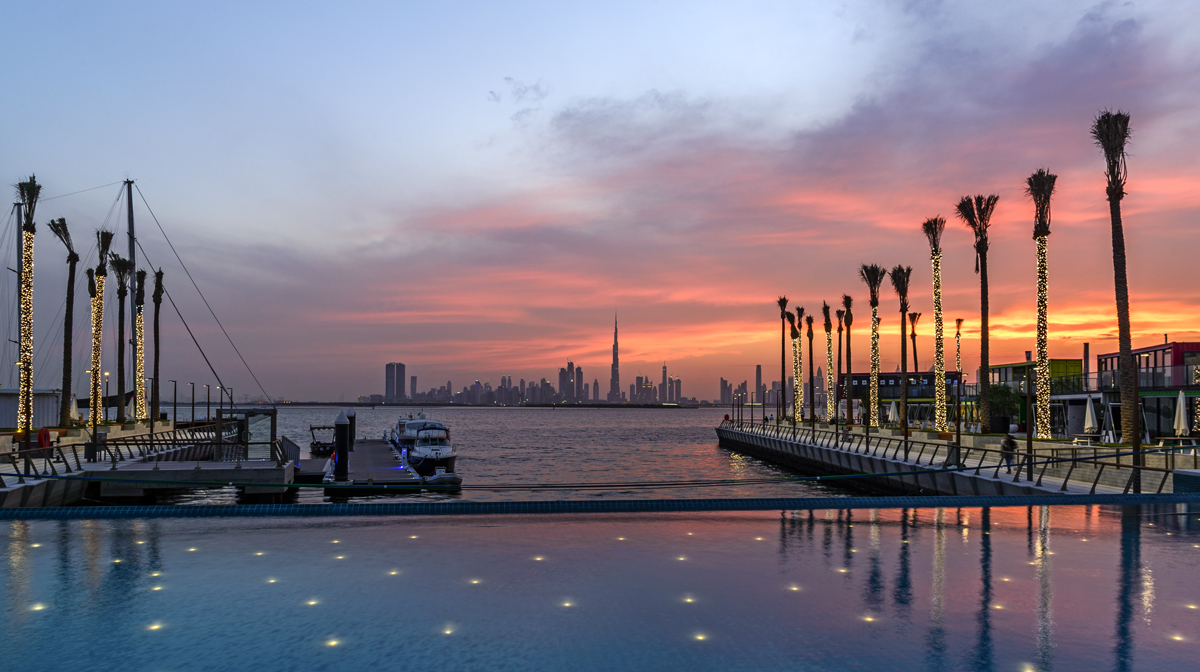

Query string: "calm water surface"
[[156, 406, 853, 503], [5, 504, 1200, 671]]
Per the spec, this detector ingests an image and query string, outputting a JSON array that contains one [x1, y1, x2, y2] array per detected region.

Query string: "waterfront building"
[[719, 378, 731, 405], [674, 377, 681, 403], [576, 366, 584, 401], [593, 378, 599, 401], [756, 365, 763, 404]]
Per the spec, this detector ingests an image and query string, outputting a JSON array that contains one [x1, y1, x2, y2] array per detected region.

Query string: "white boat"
[[389, 412, 461, 486]]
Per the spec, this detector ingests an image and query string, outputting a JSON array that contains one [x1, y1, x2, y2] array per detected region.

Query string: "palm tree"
[[806, 314, 815, 425], [859, 264, 887, 427], [955, 194, 1000, 433], [1092, 112, 1140, 446], [777, 296, 789, 422], [955, 319, 964, 374], [909, 313, 922, 374], [890, 265, 912, 450], [110, 254, 133, 423], [822, 302, 834, 423], [15, 176, 41, 434], [836, 308, 845, 423], [1027, 168, 1057, 439], [89, 231, 115, 429], [922, 216, 948, 431], [152, 269, 164, 428], [788, 311, 800, 423], [134, 269, 148, 420], [843, 294, 854, 424], [48, 218, 79, 427]]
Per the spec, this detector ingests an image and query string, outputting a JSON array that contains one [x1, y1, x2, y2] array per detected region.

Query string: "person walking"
[[1001, 433, 1018, 474]]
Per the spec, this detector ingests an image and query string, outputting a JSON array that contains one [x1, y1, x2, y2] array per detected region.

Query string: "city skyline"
[[4, 2, 1199, 402]]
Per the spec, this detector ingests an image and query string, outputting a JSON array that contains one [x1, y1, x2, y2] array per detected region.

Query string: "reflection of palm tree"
[[973, 508, 995, 671], [925, 508, 947, 670], [823, 303, 834, 422], [890, 266, 912, 450], [843, 295, 854, 424], [1034, 506, 1055, 671], [909, 313, 922, 375], [1027, 169, 1057, 438], [110, 256, 135, 423], [806, 315, 816, 425], [956, 194, 1000, 433], [859, 265, 887, 427], [48, 218, 79, 427], [777, 296, 789, 422]]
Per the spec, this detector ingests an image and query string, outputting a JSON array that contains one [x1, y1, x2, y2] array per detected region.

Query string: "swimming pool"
[[4, 504, 1198, 671]]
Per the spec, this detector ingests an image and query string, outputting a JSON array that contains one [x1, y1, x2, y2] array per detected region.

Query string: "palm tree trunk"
[[932, 253, 947, 431], [845, 325, 853, 425], [808, 333, 815, 424], [825, 332, 835, 423], [1035, 236, 1051, 438], [90, 279, 105, 430], [59, 259, 76, 426], [836, 329, 843, 422], [979, 251, 991, 433], [1108, 197, 1138, 451], [912, 331, 920, 375], [117, 292, 126, 423], [870, 308, 879, 426], [900, 308, 909, 449], [781, 318, 786, 423], [792, 336, 802, 423], [152, 290, 161, 429]]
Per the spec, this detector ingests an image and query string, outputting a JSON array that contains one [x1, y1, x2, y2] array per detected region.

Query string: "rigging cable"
[[134, 184, 271, 402]]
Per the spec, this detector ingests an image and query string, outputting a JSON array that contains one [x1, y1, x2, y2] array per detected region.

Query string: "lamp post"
[[188, 382, 195, 423], [104, 372, 110, 423], [169, 380, 177, 428], [217, 386, 222, 416], [204, 384, 210, 422]]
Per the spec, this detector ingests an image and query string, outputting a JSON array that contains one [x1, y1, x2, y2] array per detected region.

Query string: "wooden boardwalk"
[[296, 439, 421, 487]]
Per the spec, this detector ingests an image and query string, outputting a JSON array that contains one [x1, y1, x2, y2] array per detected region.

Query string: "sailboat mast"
[[125, 180, 136, 392]]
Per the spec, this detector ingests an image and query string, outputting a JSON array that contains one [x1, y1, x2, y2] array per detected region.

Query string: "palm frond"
[[777, 295, 789, 316], [1026, 168, 1057, 239], [954, 195, 999, 272], [48, 217, 74, 254], [859, 264, 887, 307], [794, 306, 805, 325], [152, 269, 165, 304], [822, 302, 832, 333], [909, 312, 921, 330], [87, 268, 96, 299], [842, 294, 853, 328], [836, 309, 845, 329], [889, 265, 912, 314], [790, 323, 800, 340], [1092, 109, 1131, 187], [16, 175, 41, 232], [109, 255, 135, 291], [805, 314, 814, 335], [921, 216, 946, 253], [96, 231, 115, 275], [135, 269, 147, 306], [955, 318, 964, 335]]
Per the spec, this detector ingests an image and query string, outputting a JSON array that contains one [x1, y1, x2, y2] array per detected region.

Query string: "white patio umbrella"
[[1174, 390, 1190, 437], [887, 400, 899, 424], [69, 395, 80, 423], [1084, 397, 1099, 434]]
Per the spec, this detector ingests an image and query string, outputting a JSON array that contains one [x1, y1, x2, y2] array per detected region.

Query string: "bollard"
[[334, 411, 349, 482], [346, 408, 357, 452]]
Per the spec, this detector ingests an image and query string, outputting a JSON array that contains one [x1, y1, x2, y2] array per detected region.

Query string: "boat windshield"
[[416, 437, 450, 447]]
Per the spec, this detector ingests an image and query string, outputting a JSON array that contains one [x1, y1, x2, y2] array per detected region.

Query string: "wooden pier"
[[296, 439, 422, 493]]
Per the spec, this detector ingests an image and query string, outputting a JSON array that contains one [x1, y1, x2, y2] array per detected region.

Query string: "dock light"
[[137, 541, 145, 545], [331, 540, 339, 544], [993, 605, 1003, 610], [755, 537, 763, 541], [469, 579, 479, 584], [838, 569, 848, 573], [616, 537, 626, 541], [151, 572, 161, 577], [410, 535, 418, 539], [677, 557, 686, 561], [147, 623, 162, 630], [442, 625, 456, 635], [1172, 635, 1184, 641], [862, 616, 875, 622], [686, 532, 693, 536], [188, 548, 197, 552], [533, 556, 544, 561], [113, 559, 122, 563], [307, 600, 319, 606], [152, 586, 162, 591], [1187, 605, 1197, 609], [684, 597, 694, 603], [30, 543, 40, 548], [562, 601, 573, 608], [335, 556, 345, 560], [30, 603, 46, 611], [391, 571, 401, 576], [267, 579, 277, 584], [694, 634, 707, 641], [788, 585, 800, 591]]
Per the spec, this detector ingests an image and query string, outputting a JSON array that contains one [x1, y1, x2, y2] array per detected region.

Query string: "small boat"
[[309, 424, 335, 458], [388, 413, 461, 486]]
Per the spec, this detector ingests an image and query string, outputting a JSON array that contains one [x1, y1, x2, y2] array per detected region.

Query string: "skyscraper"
[[566, 362, 576, 402], [607, 316, 621, 402], [593, 378, 599, 401], [575, 366, 584, 400], [756, 365, 763, 404], [661, 364, 668, 403], [385, 362, 405, 401], [410, 375, 417, 400]]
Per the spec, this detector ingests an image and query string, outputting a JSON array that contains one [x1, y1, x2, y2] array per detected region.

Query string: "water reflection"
[[1114, 505, 1140, 672], [973, 507, 994, 672]]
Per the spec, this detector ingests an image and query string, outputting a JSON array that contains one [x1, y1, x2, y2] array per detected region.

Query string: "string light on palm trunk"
[[91, 277, 105, 426], [931, 250, 947, 431], [1035, 236, 1051, 438], [135, 307, 147, 419], [17, 230, 35, 431], [870, 309, 880, 427], [825, 331, 835, 423], [791, 335, 802, 423]]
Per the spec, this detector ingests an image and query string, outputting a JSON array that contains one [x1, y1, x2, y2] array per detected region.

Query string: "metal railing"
[[718, 419, 1194, 496]]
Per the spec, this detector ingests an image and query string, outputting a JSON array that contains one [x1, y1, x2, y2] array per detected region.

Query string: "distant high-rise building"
[[583, 383, 589, 400], [719, 377, 731, 404], [674, 378, 681, 402], [385, 362, 406, 401], [667, 376, 675, 403], [661, 364, 668, 403], [755, 365, 763, 403], [593, 378, 599, 401], [566, 362, 576, 402], [608, 316, 621, 402], [520, 379, 526, 399], [575, 366, 584, 401], [411, 376, 417, 400]]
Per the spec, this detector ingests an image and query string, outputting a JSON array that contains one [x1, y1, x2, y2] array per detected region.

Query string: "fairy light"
[[792, 335, 802, 422], [931, 250, 947, 431], [134, 306, 147, 419], [825, 330, 835, 422], [91, 275, 105, 427], [1035, 235, 1051, 438], [17, 229, 35, 431], [1194, 366, 1200, 431], [870, 308, 880, 426]]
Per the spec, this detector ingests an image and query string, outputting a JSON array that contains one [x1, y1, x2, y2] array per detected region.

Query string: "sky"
[[2, 0, 1200, 402]]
